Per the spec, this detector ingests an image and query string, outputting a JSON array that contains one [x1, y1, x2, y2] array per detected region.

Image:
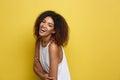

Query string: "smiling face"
[[39, 16, 55, 39]]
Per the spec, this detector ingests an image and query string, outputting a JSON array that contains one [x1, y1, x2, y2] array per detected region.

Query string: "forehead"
[[44, 16, 54, 25]]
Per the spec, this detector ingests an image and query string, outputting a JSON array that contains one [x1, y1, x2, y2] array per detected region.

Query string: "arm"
[[33, 41, 49, 80], [48, 42, 60, 80]]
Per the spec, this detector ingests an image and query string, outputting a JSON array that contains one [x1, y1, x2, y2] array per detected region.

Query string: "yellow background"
[[0, 0, 120, 80]]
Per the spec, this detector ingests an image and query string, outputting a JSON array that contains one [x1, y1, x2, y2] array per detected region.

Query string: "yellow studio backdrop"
[[0, 0, 120, 80]]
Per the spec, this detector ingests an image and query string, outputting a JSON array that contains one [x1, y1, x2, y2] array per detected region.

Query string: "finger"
[[47, 76, 54, 79]]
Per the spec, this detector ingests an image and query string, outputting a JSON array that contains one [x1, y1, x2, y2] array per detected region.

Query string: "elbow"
[[33, 64, 37, 73], [33, 60, 38, 73]]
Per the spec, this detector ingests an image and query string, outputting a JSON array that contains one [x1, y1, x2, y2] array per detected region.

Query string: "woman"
[[33, 10, 70, 80]]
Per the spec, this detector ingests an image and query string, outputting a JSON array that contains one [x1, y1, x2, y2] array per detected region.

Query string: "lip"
[[40, 28, 46, 33], [40, 29, 44, 33]]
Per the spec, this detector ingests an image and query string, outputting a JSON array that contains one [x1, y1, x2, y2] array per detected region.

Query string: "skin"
[[33, 16, 63, 80]]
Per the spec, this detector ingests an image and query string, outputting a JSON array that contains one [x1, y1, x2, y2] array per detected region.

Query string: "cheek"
[[47, 28, 54, 33], [39, 23, 42, 27]]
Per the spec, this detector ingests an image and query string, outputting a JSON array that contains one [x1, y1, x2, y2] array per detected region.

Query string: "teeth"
[[41, 28, 46, 32]]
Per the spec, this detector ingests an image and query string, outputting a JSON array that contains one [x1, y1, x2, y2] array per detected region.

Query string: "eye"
[[48, 24, 52, 27], [48, 23, 54, 27], [42, 19, 46, 23]]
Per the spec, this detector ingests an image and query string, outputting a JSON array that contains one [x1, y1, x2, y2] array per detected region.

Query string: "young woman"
[[33, 10, 70, 80]]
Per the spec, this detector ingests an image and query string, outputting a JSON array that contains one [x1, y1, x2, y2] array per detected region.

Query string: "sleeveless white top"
[[39, 41, 71, 80]]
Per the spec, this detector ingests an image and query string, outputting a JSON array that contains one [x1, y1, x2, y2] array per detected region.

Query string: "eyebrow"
[[44, 19, 54, 26], [48, 22, 54, 26]]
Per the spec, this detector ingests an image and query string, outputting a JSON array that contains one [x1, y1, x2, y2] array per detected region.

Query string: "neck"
[[41, 36, 51, 47]]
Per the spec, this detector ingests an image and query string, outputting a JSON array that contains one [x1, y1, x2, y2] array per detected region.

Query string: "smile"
[[40, 28, 47, 33]]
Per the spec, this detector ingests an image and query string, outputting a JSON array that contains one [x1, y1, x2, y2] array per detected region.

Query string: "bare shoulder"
[[49, 41, 60, 51], [49, 41, 63, 63]]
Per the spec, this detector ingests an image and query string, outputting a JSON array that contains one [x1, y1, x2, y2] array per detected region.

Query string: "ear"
[[52, 30, 56, 34]]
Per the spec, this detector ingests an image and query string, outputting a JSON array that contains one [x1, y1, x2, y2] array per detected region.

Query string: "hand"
[[42, 74, 54, 80], [34, 57, 39, 64], [46, 76, 54, 80]]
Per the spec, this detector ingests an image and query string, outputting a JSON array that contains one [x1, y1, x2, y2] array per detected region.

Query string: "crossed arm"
[[33, 42, 59, 80]]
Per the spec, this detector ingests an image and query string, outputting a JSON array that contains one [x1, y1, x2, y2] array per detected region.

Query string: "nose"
[[42, 22, 47, 28]]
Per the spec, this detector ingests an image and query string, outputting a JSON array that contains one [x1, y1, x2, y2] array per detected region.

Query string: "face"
[[39, 16, 55, 38]]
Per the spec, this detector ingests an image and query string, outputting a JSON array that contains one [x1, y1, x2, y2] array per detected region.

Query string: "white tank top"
[[39, 41, 71, 80]]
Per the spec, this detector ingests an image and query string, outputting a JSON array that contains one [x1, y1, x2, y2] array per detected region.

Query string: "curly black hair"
[[34, 10, 69, 46]]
